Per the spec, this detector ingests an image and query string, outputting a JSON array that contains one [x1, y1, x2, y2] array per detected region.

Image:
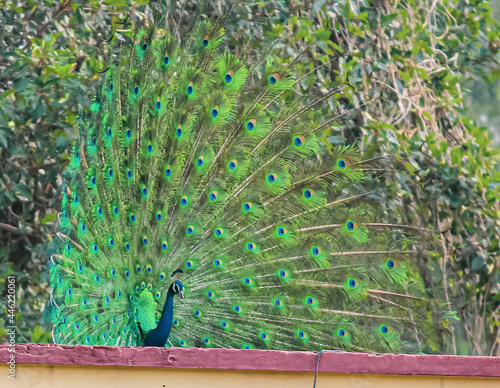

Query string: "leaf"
[[312, 0, 326, 12], [471, 256, 486, 271], [422, 112, 433, 121], [40, 213, 57, 225]]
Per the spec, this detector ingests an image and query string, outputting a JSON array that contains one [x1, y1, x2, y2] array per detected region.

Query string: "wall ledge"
[[1, 343, 499, 377]]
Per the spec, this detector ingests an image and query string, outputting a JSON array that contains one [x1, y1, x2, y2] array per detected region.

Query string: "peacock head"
[[170, 269, 184, 299]]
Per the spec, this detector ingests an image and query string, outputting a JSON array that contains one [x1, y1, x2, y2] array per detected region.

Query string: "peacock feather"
[[47, 16, 433, 353]]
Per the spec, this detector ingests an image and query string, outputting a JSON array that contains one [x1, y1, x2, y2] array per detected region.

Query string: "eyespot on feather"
[[269, 73, 280, 85], [224, 71, 234, 84]]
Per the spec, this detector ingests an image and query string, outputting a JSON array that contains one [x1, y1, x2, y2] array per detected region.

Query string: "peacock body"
[[47, 17, 431, 353]]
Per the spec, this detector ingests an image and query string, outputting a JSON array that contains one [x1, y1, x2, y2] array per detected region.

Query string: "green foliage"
[[1, 0, 499, 354], [0, 0, 130, 342]]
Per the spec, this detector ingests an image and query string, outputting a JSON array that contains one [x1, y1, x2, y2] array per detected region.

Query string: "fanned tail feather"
[[47, 16, 433, 352]]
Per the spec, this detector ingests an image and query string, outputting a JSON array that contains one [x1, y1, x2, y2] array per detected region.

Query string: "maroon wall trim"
[[1, 343, 499, 377]]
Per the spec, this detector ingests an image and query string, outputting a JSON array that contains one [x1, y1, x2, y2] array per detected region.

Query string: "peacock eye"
[[142, 43, 148, 51], [181, 195, 189, 207], [305, 296, 317, 306], [338, 328, 350, 339], [386, 259, 399, 270], [134, 86, 139, 95], [277, 226, 287, 236], [187, 83, 194, 95], [146, 265, 152, 273], [348, 278, 359, 289], [242, 202, 253, 212], [209, 191, 218, 201], [196, 156, 204, 167], [246, 119, 256, 131], [267, 173, 277, 184], [346, 220, 358, 231], [224, 71, 233, 83], [311, 246, 322, 256], [269, 74, 279, 85], [211, 106, 219, 118], [228, 160, 237, 170], [202, 35, 209, 47], [163, 55, 170, 66], [126, 129, 132, 138], [338, 158, 350, 169], [294, 135, 305, 147], [303, 189, 315, 200]]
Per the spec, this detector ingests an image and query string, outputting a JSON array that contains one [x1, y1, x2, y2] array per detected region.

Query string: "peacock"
[[46, 15, 435, 353]]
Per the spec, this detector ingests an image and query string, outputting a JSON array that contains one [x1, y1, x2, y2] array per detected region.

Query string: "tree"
[[1, 0, 499, 354]]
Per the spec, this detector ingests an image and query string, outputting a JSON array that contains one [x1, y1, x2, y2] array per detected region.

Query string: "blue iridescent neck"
[[143, 288, 175, 347]]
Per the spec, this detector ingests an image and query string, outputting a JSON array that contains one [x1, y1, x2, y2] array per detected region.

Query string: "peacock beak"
[[179, 290, 184, 299]]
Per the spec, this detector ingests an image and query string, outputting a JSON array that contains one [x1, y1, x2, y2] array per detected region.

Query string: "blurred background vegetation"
[[1, 0, 499, 355]]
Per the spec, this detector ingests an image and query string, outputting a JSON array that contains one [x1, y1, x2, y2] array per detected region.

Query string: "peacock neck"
[[155, 289, 175, 338]]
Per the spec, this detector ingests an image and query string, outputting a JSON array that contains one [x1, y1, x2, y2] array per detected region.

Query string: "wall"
[[1, 344, 499, 388]]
